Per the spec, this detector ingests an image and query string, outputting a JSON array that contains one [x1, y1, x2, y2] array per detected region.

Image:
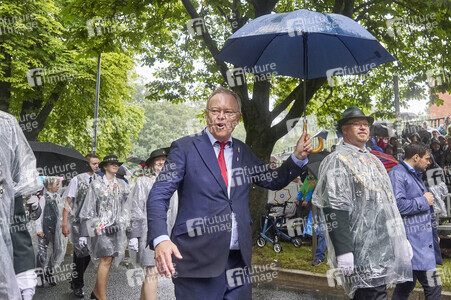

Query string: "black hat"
[[99, 155, 123, 169], [336, 106, 374, 133], [145, 147, 170, 167]]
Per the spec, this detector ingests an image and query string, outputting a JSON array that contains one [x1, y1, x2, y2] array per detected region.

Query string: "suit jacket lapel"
[[193, 132, 228, 197], [230, 138, 243, 200]]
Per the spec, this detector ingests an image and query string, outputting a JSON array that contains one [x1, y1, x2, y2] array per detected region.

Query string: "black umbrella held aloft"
[[29, 142, 91, 181], [307, 151, 330, 179]]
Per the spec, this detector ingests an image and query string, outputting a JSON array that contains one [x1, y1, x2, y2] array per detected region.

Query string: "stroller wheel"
[[273, 243, 282, 253], [292, 237, 302, 248], [256, 237, 266, 247]]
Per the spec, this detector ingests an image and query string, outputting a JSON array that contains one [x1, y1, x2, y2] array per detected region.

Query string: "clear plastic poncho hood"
[[312, 143, 412, 297]]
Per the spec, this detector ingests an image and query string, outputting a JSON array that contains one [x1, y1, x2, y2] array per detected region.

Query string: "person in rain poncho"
[[128, 147, 178, 300], [388, 143, 443, 299], [79, 155, 130, 300], [0, 110, 43, 300], [312, 106, 413, 299], [62, 153, 100, 298], [35, 176, 67, 287]]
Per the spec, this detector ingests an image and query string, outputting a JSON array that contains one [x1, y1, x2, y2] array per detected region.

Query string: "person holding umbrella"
[[78, 155, 131, 300], [128, 148, 178, 300], [313, 106, 412, 299], [62, 153, 100, 298]]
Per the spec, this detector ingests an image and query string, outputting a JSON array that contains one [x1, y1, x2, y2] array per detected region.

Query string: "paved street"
[[34, 254, 345, 300]]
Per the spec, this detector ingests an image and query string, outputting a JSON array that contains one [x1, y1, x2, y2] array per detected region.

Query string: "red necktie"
[[216, 141, 229, 186]]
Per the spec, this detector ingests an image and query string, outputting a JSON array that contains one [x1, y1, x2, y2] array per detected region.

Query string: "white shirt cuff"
[[153, 235, 170, 248], [291, 153, 308, 168]]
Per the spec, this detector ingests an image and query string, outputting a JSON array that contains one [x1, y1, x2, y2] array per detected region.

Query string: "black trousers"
[[353, 285, 387, 300], [392, 270, 442, 300], [71, 251, 91, 289]]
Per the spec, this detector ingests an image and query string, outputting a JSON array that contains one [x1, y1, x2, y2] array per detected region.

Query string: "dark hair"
[[404, 143, 429, 159], [85, 153, 99, 161]]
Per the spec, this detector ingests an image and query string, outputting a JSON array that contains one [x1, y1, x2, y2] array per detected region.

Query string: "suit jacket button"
[[429, 245, 432, 248]]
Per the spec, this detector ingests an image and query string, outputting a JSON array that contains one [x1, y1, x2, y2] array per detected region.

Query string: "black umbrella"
[[307, 151, 330, 178], [29, 142, 91, 180], [370, 121, 394, 137], [126, 156, 146, 166]]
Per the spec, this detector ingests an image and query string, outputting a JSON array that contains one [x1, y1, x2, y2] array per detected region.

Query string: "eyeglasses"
[[207, 108, 239, 118], [344, 121, 370, 128]]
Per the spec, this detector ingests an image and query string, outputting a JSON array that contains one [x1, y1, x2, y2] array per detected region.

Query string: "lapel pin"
[[238, 147, 240, 153], [237, 157, 239, 162]]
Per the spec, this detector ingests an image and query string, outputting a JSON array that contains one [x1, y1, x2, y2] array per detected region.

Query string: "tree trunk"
[[0, 52, 12, 112]]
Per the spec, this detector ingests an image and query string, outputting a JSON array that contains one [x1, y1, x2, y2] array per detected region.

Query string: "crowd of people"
[[0, 87, 447, 300]]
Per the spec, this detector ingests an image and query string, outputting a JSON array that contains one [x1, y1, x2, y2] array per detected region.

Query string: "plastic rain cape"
[[0, 111, 43, 300], [429, 182, 449, 217], [62, 173, 99, 257], [128, 175, 178, 267], [38, 190, 68, 267], [312, 143, 412, 298], [79, 176, 130, 267]]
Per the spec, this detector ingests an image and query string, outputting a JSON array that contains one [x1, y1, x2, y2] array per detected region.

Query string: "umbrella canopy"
[[371, 120, 395, 137], [126, 156, 146, 166], [216, 9, 395, 80], [307, 151, 330, 178], [29, 142, 91, 180], [314, 129, 342, 140], [400, 112, 418, 120]]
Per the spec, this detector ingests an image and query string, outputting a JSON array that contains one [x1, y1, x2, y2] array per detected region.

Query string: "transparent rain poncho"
[[79, 176, 130, 266], [0, 111, 43, 300], [128, 174, 178, 267], [35, 177, 68, 268], [429, 182, 449, 217], [312, 143, 412, 298], [62, 173, 99, 257]]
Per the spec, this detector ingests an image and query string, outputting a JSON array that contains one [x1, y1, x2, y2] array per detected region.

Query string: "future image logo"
[[185, 214, 233, 237], [426, 168, 445, 187], [226, 68, 246, 87], [26, 64, 77, 88], [186, 18, 206, 36], [226, 263, 278, 288], [326, 63, 376, 87]]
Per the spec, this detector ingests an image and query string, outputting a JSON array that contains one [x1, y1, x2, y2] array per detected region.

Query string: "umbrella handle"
[[304, 121, 323, 153]]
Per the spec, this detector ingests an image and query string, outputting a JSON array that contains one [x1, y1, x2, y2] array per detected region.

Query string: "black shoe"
[[73, 288, 84, 298], [312, 258, 324, 266], [91, 291, 99, 300]]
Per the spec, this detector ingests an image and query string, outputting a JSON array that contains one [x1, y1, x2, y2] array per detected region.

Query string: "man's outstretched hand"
[[155, 240, 183, 278], [293, 131, 313, 160]]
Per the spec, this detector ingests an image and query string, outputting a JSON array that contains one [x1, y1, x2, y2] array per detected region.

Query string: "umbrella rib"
[[251, 33, 286, 70], [335, 35, 359, 67]]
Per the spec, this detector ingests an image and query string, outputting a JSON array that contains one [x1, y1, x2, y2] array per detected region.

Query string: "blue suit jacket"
[[146, 131, 305, 277], [388, 161, 442, 270]]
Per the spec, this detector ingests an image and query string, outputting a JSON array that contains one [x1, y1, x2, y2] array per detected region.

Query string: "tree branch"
[[270, 83, 302, 121], [353, 0, 384, 13], [270, 78, 326, 142]]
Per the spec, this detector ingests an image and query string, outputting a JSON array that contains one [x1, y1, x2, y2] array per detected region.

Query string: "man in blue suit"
[[147, 86, 312, 299], [389, 143, 443, 300]]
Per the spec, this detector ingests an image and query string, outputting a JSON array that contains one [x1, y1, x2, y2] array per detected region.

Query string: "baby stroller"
[[256, 201, 302, 253]]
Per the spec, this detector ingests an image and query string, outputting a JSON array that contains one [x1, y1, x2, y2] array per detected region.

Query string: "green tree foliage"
[[0, 0, 146, 159]]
